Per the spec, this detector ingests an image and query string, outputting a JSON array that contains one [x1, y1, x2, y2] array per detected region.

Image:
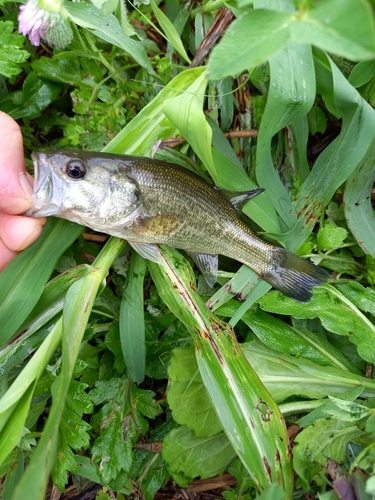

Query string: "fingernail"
[[19, 172, 34, 200]]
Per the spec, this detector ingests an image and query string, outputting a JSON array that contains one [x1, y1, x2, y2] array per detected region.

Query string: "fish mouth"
[[24, 152, 61, 217]]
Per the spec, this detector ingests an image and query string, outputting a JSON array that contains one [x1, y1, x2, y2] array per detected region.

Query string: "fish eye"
[[66, 160, 87, 180]]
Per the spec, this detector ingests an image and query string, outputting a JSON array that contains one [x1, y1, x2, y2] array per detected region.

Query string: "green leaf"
[[17, 264, 95, 337], [317, 223, 348, 251], [349, 60, 375, 88], [293, 418, 366, 486], [132, 385, 162, 419], [0, 322, 62, 434], [366, 255, 375, 286], [325, 396, 371, 421], [343, 136, 375, 256], [167, 342, 375, 420], [163, 71, 217, 179], [162, 426, 236, 482], [291, 0, 375, 62], [258, 285, 375, 364], [131, 452, 169, 500], [0, 383, 36, 467], [120, 250, 147, 383], [284, 51, 375, 253], [31, 53, 83, 85], [91, 0, 119, 16], [91, 380, 133, 483], [308, 104, 327, 135], [66, 380, 94, 417], [150, 0, 191, 64], [90, 377, 160, 484], [64, 2, 155, 75], [10, 238, 125, 500], [167, 347, 223, 438], [60, 406, 91, 450], [236, 307, 358, 373], [0, 72, 63, 120], [225, 458, 254, 499], [206, 10, 293, 80], [148, 246, 294, 495], [0, 21, 30, 78], [0, 218, 83, 348], [255, 40, 314, 229], [104, 67, 205, 155], [255, 484, 289, 500], [336, 282, 375, 315], [52, 441, 77, 492], [242, 339, 375, 403]]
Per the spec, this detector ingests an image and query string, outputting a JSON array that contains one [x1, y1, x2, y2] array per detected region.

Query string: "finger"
[[0, 213, 45, 252], [0, 240, 18, 272], [0, 112, 33, 214]]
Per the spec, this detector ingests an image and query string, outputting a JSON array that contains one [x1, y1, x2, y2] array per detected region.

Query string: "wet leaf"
[[1, 72, 63, 119], [167, 347, 222, 438], [317, 223, 348, 251], [0, 21, 30, 78], [64, 2, 155, 75], [163, 426, 236, 483], [293, 419, 366, 487], [258, 285, 375, 364]]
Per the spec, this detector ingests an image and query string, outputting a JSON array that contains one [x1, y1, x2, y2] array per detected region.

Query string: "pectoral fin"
[[128, 241, 163, 264], [187, 252, 218, 288]]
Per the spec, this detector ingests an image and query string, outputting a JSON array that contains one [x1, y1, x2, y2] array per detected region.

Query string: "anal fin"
[[187, 252, 218, 288]]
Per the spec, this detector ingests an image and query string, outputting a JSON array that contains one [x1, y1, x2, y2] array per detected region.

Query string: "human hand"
[[0, 112, 46, 271]]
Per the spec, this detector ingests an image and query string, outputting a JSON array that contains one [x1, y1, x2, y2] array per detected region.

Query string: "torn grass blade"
[[148, 245, 293, 497]]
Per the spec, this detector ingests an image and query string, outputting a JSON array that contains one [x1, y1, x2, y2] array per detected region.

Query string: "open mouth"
[[23, 152, 59, 217]]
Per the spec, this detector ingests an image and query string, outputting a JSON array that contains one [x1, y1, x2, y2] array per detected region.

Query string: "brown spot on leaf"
[[263, 456, 272, 479]]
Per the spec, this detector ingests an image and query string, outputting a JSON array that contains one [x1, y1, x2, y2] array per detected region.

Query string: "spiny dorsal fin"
[[215, 187, 265, 213]]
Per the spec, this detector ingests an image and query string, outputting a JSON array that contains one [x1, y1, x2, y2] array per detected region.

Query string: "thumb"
[[0, 112, 33, 214]]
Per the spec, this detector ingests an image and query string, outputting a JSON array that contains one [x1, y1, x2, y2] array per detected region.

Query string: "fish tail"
[[261, 248, 329, 302]]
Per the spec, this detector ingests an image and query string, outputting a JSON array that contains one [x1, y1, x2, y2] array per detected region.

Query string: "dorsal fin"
[[215, 187, 265, 212]]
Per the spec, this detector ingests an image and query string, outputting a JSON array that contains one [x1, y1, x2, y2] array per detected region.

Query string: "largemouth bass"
[[25, 150, 328, 301]]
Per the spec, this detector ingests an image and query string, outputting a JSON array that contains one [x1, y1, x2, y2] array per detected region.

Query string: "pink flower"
[[18, 0, 72, 49], [19, 0, 50, 46]]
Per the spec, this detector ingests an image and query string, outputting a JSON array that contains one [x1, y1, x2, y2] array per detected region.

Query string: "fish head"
[[25, 150, 140, 229]]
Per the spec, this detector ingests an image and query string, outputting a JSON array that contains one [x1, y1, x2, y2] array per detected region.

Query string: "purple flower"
[[18, 0, 72, 49], [19, 0, 50, 46]]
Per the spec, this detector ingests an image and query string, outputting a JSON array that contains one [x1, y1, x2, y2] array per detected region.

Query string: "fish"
[[25, 150, 329, 301]]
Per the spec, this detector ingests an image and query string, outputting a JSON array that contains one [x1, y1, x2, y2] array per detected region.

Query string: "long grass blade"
[[344, 138, 375, 255], [10, 238, 126, 500], [120, 249, 147, 383], [148, 246, 293, 497], [0, 319, 63, 467], [285, 50, 375, 251], [150, 0, 191, 64], [103, 67, 206, 155], [0, 219, 83, 348], [255, 41, 314, 229]]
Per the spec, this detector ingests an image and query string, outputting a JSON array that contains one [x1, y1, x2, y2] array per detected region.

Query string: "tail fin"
[[262, 248, 329, 302]]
